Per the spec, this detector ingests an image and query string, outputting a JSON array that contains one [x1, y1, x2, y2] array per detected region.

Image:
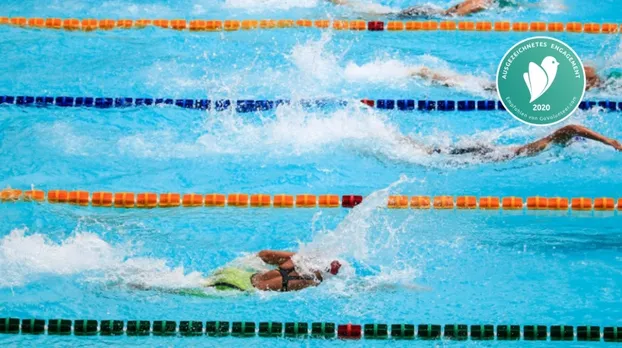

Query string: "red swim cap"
[[329, 260, 341, 275]]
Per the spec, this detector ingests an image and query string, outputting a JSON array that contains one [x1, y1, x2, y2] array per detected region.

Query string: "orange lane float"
[[23, 189, 45, 202], [410, 196, 430, 209], [114, 192, 135, 208], [68, 191, 89, 206], [548, 22, 564, 32], [318, 194, 339, 208], [159, 193, 181, 207], [27, 18, 45, 28], [314, 20, 330, 29], [529, 21, 546, 31], [593, 197, 614, 211], [405, 21, 421, 30], [182, 193, 204, 207], [135, 19, 152, 28], [387, 21, 404, 31], [241, 20, 258, 30], [259, 20, 277, 29], [421, 21, 437, 30], [433, 196, 454, 209], [456, 196, 477, 209], [10, 17, 27, 26], [584, 23, 601, 33], [566, 22, 583, 32], [388, 195, 409, 209], [224, 20, 241, 31], [475, 21, 492, 31], [81, 19, 98, 31], [48, 190, 68, 203], [458, 21, 475, 31], [206, 20, 222, 31], [250, 194, 271, 207], [332, 20, 348, 30], [494, 21, 510, 31], [479, 196, 500, 210], [512, 22, 529, 32], [92, 192, 113, 207], [296, 194, 317, 208], [137, 193, 158, 208], [117, 19, 134, 29], [547, 197, 569, 210], [152, 19, 169, 29], [526, 196, 548, 210], [277, 20, 294, 28], [171, 19, 187, 30], [502, 197, 523, 210], [295, 19, 312, 27], [602, 23, 618, 33], [62, 18, 80, 30], [98, 19, 116, 30], [0, 189, 22, 201], [349, 20, 366, 30], [571, 197, 592, 211], [45, 18, 62, 29], [439, 21, 456, 30], [228, 193, 248, 207], [205, 193, 226, 207], [273, 194, 294, 208]]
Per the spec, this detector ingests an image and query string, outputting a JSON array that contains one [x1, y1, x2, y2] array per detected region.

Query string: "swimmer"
[[399, 0, 515, 17], [403, 124, 622, 160], [410, 65, 602, 92], [326, 0, 544, 17], [199, 250, 341, 292]]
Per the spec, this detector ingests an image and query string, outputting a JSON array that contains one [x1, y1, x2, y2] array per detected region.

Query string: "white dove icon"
[[523, 56, 559, 103]]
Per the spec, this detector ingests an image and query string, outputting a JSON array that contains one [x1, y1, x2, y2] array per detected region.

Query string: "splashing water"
[[0, 228, 204, 289], [224, 0, 319, 11]]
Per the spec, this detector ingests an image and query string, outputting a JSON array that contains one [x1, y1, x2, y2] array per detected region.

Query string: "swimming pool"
[[1, 0, 622, 346]]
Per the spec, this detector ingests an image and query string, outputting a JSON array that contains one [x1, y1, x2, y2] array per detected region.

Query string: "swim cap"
[[329, 260, 341, 275]]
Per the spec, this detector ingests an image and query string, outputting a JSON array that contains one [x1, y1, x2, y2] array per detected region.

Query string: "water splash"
[[0, 228, 204, 289]]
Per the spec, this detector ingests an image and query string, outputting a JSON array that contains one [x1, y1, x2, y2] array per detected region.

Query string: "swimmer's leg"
[[514, 124, 622, 156]]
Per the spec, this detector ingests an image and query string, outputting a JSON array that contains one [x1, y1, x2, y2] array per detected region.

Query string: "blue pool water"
[[1, 0, 622, 346]]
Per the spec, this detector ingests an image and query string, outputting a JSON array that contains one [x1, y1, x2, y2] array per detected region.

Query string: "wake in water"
[[0, 178, 425, 294], [288, 34, 497, 97]]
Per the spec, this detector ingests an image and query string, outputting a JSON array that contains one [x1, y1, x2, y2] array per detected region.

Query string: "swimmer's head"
[[328, 260, 341, 275], [584, 66, 601, 90]]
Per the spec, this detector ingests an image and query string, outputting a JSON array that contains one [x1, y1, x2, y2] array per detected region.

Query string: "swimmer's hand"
[[610, 139, 622, 151]]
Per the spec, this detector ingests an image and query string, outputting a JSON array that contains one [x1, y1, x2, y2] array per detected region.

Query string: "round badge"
[[497, 36, 585, 126]]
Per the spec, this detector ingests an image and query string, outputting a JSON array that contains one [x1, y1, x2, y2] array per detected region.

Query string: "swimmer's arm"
[[514, 124, 622, 156], [445, 0, 495, 16], [410, 67, 458, 88], [258, 250, 295, 265], [327, 0, 348, 4]]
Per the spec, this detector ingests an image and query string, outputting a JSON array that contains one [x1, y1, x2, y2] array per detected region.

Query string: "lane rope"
[[0, 96, 618, 112], [1, 189, 621, 212], [1, 318, 620, 341], [0, 17, 619, 34]]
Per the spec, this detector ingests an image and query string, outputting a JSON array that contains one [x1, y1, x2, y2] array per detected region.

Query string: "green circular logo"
[[497, 36, 585, 126]]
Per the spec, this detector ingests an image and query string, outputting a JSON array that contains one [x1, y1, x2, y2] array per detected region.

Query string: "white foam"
[[0, 228, 204, 289], [224, 0, 319, 10]]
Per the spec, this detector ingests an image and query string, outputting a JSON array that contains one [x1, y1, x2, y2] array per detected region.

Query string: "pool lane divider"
[[0, 96, 619, 112], [1, 318, 620, 341], [1, 189, 621, 212], [0, 17, 619, 34]]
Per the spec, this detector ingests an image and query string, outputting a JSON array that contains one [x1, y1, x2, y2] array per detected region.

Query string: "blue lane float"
[[0, 96, 620, 112]]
